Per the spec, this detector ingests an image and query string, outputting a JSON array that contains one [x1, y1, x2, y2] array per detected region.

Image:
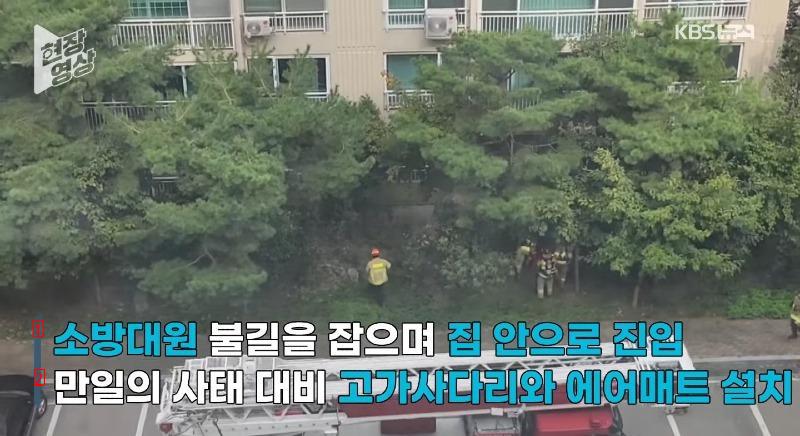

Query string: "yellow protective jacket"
[[366, 257, 391, 286], [792, 294, 800, 325]]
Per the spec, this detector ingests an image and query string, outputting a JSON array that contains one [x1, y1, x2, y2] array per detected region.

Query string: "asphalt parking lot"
[[32, 379, 798, 436]]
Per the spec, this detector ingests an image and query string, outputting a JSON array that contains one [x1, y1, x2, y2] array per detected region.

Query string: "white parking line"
[[666, 414, 682, 436], [45, 404, 62, 436], [749, 404, 773, 436], [135, 403, 149, 436]]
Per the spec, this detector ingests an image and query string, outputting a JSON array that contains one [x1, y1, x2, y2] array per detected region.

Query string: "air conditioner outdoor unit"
[[425, 9, 457, 40], [244, 17, 273, 39]]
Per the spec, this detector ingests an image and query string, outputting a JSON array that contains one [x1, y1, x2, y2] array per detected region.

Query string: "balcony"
[[479, 8, 634, 38], [244, 11, 328, 32], [643, 1, 749, 21], [115, 18, 235, 49], [84, 94, 329, 128], [385, 8, 467, 29], [385, 90, 434, 110], [83, 101, 176, 129]]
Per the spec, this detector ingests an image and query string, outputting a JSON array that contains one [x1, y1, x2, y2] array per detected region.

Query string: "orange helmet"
[[371, 248, 381, 257]]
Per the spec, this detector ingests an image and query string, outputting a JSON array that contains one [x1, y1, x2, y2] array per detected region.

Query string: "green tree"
[[0, 0, 171, 299], [390, 30, 588, 244], [572, 15, 799, 306], [115, 53, 378, 309]]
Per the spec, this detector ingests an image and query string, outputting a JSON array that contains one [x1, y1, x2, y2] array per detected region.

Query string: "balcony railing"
[[83, 101, 176, 129], [386, 8, 467, 29], [667, 79, 741, 94], [115, 18, 234, 49], [479, 9, 634, 38], [305, 91, 330, 102], [385, 90, 434, 110], [84, 94, 329, 128], [244, 11, 328, 32], [643, 1, 749, 21]]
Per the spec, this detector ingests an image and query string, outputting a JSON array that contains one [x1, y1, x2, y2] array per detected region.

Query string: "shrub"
[[726, 288, 794, 319]]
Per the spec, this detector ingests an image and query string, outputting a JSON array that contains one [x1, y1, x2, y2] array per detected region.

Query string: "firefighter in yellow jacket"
[[514, 240, 534, 278], [366, 248, 391, 307], [790, 293, 800, 339]]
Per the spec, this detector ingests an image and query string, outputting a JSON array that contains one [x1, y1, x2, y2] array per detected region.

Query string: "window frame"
[[128, 0, 191, 18], [248, 55, 331, 95], [720, 43, 743, 80], [383, 52, 442, 91], [481, 0, 634, 12], [244, 0, 327, 14], [386, 0, 466, 11]]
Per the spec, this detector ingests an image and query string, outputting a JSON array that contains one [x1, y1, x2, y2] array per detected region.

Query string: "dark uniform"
[[536, 252, 555, 299]]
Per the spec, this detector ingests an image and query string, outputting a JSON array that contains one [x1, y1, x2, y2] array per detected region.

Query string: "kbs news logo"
[[674, 23, 755, 41]]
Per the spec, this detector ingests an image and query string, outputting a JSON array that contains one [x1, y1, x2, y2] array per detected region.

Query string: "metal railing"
[[667, 79, 741, 94], [84, 93, 328, 129], [244, 11, 328, 32], [643, 1, 749, 21], [115, 17, 234, 48], [385, 90, 434, 110], [83, 101, 176, 129], [305, 91, 330, 102], [479, 8, 634, 38], [386, 8, 467, 29]]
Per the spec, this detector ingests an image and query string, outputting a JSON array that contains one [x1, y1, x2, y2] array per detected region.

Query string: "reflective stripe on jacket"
[[366, 258, 391, 286]]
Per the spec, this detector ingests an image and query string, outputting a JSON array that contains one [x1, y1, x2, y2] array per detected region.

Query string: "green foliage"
[[391, 30, 586, 242], [727, 289, 795, 319], [403, 227, 513, 292]]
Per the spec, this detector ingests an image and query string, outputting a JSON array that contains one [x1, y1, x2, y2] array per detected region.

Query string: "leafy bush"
[[726, 288, 794, 319]]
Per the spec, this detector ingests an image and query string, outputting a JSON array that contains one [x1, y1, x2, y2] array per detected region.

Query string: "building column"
[[230, 0, 247, 70], [468, 0, 481, 31]]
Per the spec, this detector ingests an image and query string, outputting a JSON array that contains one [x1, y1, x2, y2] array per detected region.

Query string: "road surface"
[[32, 379, 798, 436]]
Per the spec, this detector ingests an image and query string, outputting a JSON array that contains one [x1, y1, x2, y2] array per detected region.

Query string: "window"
[[483, 0, 516, 11], [720, 44, 742, 80], [386, 54, 438, 90], [486, 0, 633, 11], [128, 0, 188, 17], [276, 58, 328, 92], [155, 66, 193, 99], [244, 0, 325, 14], [248, 57, 329, 94], [388, 0, 464, 9], [520, 0, 593, 10], [428, 0, 465, 8]]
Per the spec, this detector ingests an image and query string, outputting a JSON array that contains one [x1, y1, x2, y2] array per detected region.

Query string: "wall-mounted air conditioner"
[[244, 17, 273, 39], [425, 9, 456, 40]]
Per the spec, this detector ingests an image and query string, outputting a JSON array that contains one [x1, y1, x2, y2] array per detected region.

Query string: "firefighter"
[[514, 240, 533, 278], [553, 247, 570, 290], [790, 292, 800, 339], [366, 248, 391, 307], [536, 249, 555, 299]]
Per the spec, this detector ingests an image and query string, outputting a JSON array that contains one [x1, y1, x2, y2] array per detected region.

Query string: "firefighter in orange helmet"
[[365, 248, 392, 306]]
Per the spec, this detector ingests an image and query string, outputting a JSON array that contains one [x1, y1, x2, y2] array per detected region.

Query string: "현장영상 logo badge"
[[34, 25, 96, 94]]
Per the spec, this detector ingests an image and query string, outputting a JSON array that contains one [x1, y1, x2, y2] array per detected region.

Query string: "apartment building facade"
[[116, 0, 790, 111]]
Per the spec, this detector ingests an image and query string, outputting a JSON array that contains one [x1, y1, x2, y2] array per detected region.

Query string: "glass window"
[[128, 0, 188, 17], [429, 0, 465, 8], [509, 71, 533, 90], [598, 0, 634, 8], [520, 0, 593, 11], [719, 44, 742, 80], [285, 0, 325, 12], [389, 0, 424, 9], [482, 0, 516, 11], [244, 0, 282, 14], [158, 65, 194, 98], [277, 58, 328, 92], [387, 54, 437, 90]]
